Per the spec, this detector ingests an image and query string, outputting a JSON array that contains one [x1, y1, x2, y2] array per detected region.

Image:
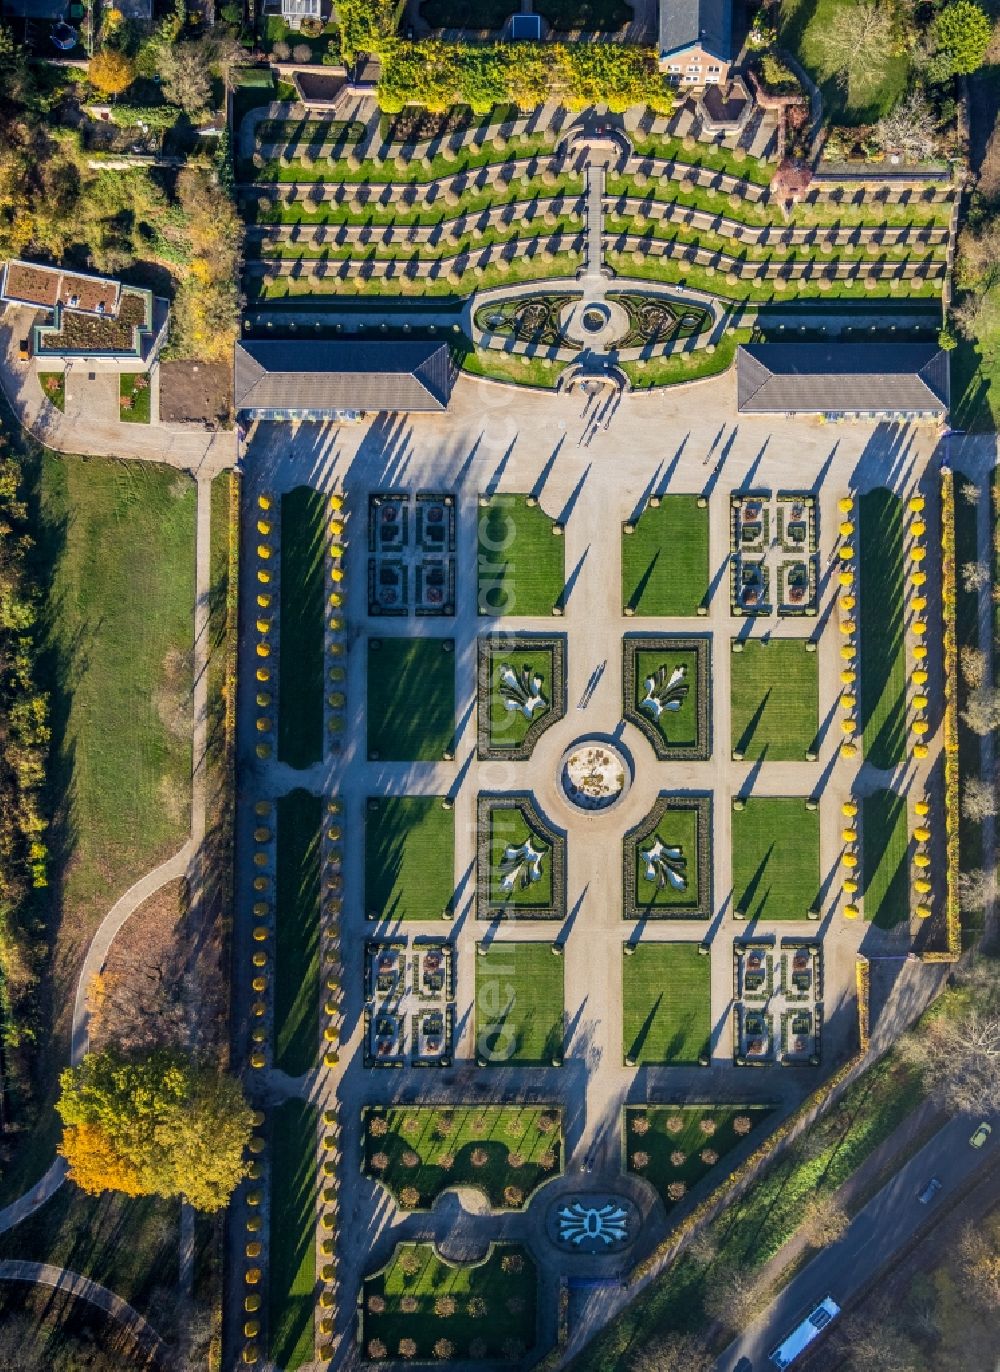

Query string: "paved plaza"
[[235, 369, 947, 1368]]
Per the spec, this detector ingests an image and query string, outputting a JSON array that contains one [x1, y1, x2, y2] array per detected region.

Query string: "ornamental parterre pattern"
[[477, 792, 567, 921], [623, 793, 713, 921], [622, 633, 712, 761], [476, 633, 567, 761]]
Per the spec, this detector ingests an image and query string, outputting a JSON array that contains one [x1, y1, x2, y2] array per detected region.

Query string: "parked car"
[[917, 1177, 942, 1205], [969, 1121, 992, 1149], [17, 337, 30, 362]]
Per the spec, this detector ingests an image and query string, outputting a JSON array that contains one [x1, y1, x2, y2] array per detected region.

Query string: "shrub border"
[[476, 792, 566, 921], [622, 633, 711, 761], [622, 792, 712, 920], [476, 633, 567, 760]]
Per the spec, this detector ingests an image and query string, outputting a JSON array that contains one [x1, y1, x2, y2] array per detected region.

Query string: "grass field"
[[632, 805, 701, 912], [362, 1105, 563, 1210], [858, 489, 906, 770], [732, 796, 821, 920], [118, 374, 151, 424], [862, 789, 910, 928], [365, 795, 455, 921], [477, 495, 565, 617], [622, 497, 709, 615], [488, 804, 553, 909], [362, 1242, 537, 1362], [730, 639, 819, 760], [622, 943, 711, 1065], [780, 0, 911, 124], [955, 475, 985, 938], [367, 636, 456, 760], [38, 457, 195, 927], [278, 486, 325, 769], [274, 788, 321, 1076], [268, 1099, 317, 1371], [475, 942, 564, 1065], [624, 1104, 774, 1211]]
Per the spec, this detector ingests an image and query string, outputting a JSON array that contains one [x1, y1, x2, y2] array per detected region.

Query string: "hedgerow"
[[377, 41, 675, 116]]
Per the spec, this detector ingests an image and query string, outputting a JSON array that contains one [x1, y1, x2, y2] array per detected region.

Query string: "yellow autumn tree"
[[60, 1121, 145, 1197], [88, 49, 136, 98]]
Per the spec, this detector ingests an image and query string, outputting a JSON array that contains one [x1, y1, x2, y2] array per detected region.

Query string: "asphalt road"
[[715, 1112, 999, 1372]]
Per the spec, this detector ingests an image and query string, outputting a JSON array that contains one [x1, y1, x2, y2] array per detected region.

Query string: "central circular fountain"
[[559, 738, 630, 812]]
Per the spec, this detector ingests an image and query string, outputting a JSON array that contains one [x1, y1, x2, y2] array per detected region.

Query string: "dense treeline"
[[0, 435, 49, 1071]]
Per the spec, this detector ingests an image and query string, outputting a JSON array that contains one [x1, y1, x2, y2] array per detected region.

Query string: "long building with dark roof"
[[234, 340, 455, 419], [736, 343, 950, 419]]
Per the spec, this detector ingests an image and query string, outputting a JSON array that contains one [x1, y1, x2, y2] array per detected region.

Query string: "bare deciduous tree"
[[958, 865, 996, 911], [957, 1221, 1000, 1314], [801, 1194, 850, 1248], [817, 4, 895, 95], [627, 1331, 714, 1372], [703, 1264, 768, 1329], [961, 685, 1000, 736], [961, 559, 990, 593], [960, 644, 987, 689], [962, 775, 997, 823], [908, 973, 1000, 1114], [835, 1301, 924, 1371], [874, 91, 938, 161]]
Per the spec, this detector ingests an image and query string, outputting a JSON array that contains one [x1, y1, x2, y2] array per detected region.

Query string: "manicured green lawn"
[[118, 373, 151, 423], [365, 795, 455, 921], [633, 646, 702, 750], [362, 1105, 563, 1210], [862, 789, 909, 927], [780, 0, 911, 124], [486, 645, 554, 749], [731, 796, 820, 920], [730, 639, 819, 760], [477, 495, 565, 617], [858, 488, 906, 770], [633, 805, 700, 912], [475, 942, 564, 1065], [362, 1242, 537, 1362], [275, 788, 321, 1076], [278, 486, 325, 769], [37, 456, 195, 926], [38, 371, 65, 411], [624, 1104, 774, 1210], [268, 1099, 317, 1371], [488, 804, 552, 909], [367, 636, 456, 760], [622, 496, 709, 615], [622, 943, 711, 1065]]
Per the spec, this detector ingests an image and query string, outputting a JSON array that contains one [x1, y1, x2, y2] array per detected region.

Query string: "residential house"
[[658, 0, 735, 87]]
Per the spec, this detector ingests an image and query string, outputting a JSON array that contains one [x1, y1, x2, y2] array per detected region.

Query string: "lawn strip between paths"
[[268, 1099, 318, 1370], [367, 636, 456, 761], [859, 488, 906, 770], [278, 486, 325, 769], [622, 943, 711, 1065], [622, 495, 709, 616], [477, 495, 565, 618], [862, 789, 909, 928], [730, 639, 819, 761], [365, 795, 455, 921], [275, 789, 321, 1077], [731, 796, 820, 921], [475, 942, 564, 1066]]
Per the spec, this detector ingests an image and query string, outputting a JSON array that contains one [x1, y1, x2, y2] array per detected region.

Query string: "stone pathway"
[[0, 1260, 169, 1366]]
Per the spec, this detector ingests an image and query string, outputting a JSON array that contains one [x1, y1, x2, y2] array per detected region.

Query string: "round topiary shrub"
[[733, 1115, 753, 1135], [700, 1148, 719, 1166], [667, 1181, 686, 1201], [471, 1148, 488, 1167], [670, 1150, 686, 1167], [400, 1186, 420, 1207], [501, 1252, 524, 1274], [632, 1151, 650, 1169], [399, 1338, 417, 1358], [368, 1294, 386, 1313], [400, 1251, 421, 1276], [468, 1297, 487, 1319], [504, 1185, 525, 1206], [539, 1149, 556, 1170], [402, 1150, 420, 1168], [402, 1115, 420, 1136], [400, 1295, 418, 1313], [699, 1118, 717, 1136], [370, 1151, 389, 1172], [508, 1150, 525, 1168], [666, 1116, 684, 1134], [434, 1296, 457, 1317], [369, 1339, 387, 1359], [434, 1338, 454, 1359], [369, 1116, 389, 1137], [631, 1115, 650, 1135], [439, 1152, 456, 1171]]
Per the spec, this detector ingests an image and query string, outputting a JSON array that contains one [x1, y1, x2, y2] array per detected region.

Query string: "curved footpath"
[[0, 1260, 169, 1366]]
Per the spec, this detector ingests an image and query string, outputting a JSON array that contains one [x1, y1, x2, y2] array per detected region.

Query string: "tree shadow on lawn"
[[734, 690, 771, 758], [627, 992, 663, 1063], [738, 844, 774, 921], [626, 549, 659, 613]]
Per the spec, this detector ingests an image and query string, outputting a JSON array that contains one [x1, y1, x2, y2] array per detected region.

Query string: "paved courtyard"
[[233, 369, 946, 1369]]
